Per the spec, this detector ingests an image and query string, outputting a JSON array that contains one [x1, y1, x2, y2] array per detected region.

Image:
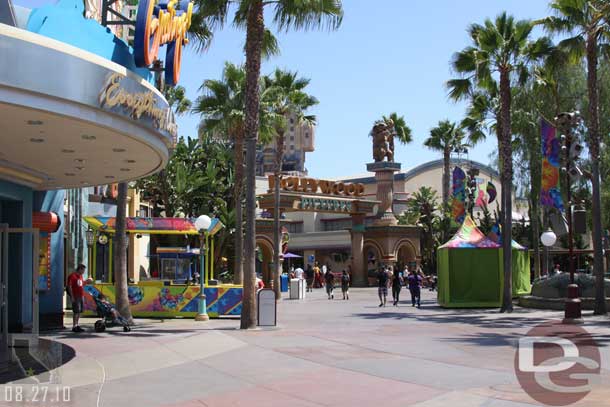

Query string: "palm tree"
[[405, 186, 440, 274], [382, 112, 412, 146], [540, 0, 610, 315], [113, 182, 133, 323], [194, 62, 247, 285], [512, 86, 544, 280], [424, 120, 468, 205], [198, 0, 343, 329], [264, 69, 318, 299], [449, 13, 551, 312], [165, 85, 193, 115], [193, 62, 276, 285]]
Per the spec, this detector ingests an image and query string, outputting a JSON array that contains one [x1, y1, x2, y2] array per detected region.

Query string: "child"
[[98, 293, 121, 321], [341, 270, 350, 300]]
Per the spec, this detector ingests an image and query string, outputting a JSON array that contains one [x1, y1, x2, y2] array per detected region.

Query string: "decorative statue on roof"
[[371, 119, 395, 162]]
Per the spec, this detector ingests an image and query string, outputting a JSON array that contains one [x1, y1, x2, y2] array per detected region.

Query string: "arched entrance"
[[395, 240, 417, 273], [256, 237, 274, 285], [363, 241, 383, 286]]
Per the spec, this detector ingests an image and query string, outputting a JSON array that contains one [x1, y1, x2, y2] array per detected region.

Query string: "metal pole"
[[195, 231, 209, 321], [566, 135, 575, 286], [559, 112, 582, 323], [205, 234, 209, 285], [210, 237, 214, 281]]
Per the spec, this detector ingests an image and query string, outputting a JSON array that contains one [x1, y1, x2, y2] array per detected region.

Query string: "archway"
[[363, 241, 383, 286], [256, 237, 274, 285], [394, 239, 417, 273]]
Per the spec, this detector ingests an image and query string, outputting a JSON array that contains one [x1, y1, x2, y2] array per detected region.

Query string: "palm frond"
[[446, 78, 473, 101], [272, 0, 343, 32]]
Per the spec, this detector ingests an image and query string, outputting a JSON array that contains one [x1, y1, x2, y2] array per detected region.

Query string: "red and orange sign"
[[134, 0, 193, 86]]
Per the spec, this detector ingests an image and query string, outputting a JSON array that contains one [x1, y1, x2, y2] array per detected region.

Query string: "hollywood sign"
[[268, 175, 365, 197]]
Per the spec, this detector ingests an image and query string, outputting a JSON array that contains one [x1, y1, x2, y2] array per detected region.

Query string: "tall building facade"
[[256, 113, 315, 176]]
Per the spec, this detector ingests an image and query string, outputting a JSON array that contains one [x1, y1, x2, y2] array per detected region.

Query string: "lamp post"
[[86, 227, 95, 278], [556, 112, 583, 324], [194, 215, 212, 321], [541, 228, 556, 290]]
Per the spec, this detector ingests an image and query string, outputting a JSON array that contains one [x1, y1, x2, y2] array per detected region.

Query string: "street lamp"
[[194, 215, 211, 321], [86, 227, 95, 247], [86, 227, 95, 279], [556, 111, 584, 324], [541, 228, 556, 279], [540, 229, 557, 247]]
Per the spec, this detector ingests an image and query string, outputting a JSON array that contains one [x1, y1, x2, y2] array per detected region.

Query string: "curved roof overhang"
[[0, 24, 175, 190]]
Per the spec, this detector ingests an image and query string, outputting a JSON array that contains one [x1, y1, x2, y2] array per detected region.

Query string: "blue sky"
[[16, 0, 553, 178]]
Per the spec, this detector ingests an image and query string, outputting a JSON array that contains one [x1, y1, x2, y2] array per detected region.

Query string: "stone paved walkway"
[[2, 288, 610, 407]]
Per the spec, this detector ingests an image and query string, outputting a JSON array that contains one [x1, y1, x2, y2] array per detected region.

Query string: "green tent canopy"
[[437, 216, 531, 308]]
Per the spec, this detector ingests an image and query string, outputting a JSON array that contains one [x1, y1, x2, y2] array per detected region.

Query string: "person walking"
[[66, 264, 92, 333], [313, 262, 322, 288], [391, 268, 404, 306], [324, 268, 335, 299], [376, 267, 389, 307], [341, 270, 350, 300], [407, 269, 423, 308], [305, 264, 314, 292]]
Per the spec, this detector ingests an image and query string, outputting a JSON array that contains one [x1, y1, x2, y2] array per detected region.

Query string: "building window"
[[305, 132, 309, 138], [290, 136, 294, 141], [323, 219, 352, 231], [290, 127, 294, 132], [290, 118, 294, 124], [286, 223, 303, 233], [290, 145, 295, 150]]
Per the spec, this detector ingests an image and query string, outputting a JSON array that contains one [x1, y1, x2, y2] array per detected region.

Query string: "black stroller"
[[92, 294, 131, 332]]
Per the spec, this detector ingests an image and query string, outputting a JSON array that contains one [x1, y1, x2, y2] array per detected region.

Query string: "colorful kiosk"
[[82, 217, 242, 318], [437, 216, 531, 308]]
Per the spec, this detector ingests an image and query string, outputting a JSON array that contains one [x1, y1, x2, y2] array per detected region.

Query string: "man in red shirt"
[[67, 264, 92, 332]]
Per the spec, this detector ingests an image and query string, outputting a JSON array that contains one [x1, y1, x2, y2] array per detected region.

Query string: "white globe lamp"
[[194, 214, 212, 321], [541, 229, 557, 247], [195, 215, 212, 232]]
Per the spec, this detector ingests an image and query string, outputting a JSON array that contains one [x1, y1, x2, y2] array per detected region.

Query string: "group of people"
[[323, 269, 351, 300], [291, 263, 352, 300], [376, 266, 423, 308]]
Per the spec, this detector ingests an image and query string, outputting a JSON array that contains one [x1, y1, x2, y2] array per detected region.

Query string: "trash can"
[[289, 279, 305, 299], [280, 274, 289, 292]]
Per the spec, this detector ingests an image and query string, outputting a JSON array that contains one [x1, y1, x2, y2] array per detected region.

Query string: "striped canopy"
[[439, 215, 501, 249], [84, 216, 224, 236]]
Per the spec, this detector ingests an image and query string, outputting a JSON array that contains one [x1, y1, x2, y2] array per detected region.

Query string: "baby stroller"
[[92, 295, 131, 332]]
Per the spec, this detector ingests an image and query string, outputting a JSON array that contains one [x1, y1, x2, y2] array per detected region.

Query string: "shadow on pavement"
[[0, 338, 76, 384], [352, 300, 610, 348]]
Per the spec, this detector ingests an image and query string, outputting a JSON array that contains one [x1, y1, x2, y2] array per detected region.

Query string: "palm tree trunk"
[[499, 69, 513, 313], [114, 182, 133, 323], [241, 0, 264, 329], [586, 35, 606, 315], [443, 148, 450, 206], [272, 130, 285, 300], [233, 135, 244, 285]]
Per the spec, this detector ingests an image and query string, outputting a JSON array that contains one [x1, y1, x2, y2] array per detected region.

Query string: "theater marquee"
[[268, 175, 365, 197], [297, 197, 353, 212]]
